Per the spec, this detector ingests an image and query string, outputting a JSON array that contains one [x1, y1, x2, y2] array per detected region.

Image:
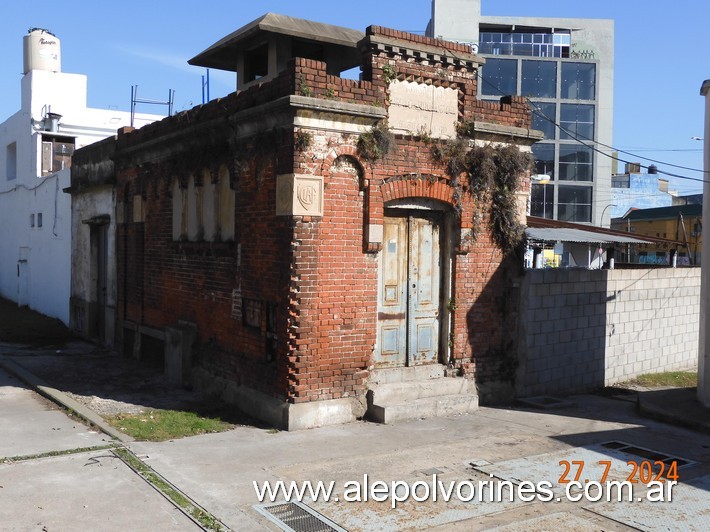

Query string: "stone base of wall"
[[70, 297, 116, 347], [476, 381, 515, 405], [192, 367, 367, 431]]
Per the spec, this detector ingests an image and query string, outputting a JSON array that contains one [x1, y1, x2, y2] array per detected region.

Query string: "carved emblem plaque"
[[276, 174, 324, 216]]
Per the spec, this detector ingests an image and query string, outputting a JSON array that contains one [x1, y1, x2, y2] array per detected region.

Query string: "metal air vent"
[[254, 501, 346, 532]]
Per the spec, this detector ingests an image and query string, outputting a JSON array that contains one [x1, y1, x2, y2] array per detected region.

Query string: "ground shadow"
[[482, 391, 710, 500], [1, 297, 274, 430], [0, 343, 272, 432], [0, 297, 70, 347]]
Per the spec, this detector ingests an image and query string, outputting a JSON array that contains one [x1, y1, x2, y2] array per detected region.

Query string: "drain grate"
[[600, 441, 694, 468], [255, 501, 346, 532]]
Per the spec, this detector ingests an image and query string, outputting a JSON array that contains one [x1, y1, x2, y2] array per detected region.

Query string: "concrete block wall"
[[517, 268, 700, 396]]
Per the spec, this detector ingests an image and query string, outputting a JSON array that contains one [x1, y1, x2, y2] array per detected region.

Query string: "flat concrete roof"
[[479, 14, 614, 32], [189, 12, 364, 71]]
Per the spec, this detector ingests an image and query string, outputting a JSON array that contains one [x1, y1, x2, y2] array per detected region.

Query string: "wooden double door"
[[375, 210, 444, 368]]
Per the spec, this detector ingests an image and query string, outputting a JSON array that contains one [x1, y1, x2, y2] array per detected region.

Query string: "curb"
[[0, 355, 134, 443], [637, 395, 710, 435]]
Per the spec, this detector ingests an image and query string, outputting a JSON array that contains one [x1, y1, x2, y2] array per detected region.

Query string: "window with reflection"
[[531, 103, 557, 140], [559, 144, 593, 181], [479, 31, 570, 57], [560, 104, 595, 140], [532, 143, 555, 179], [481, 58, 517, 96], [522, 60, 557, 98], [557, 186, 592, 222], [530, 183, 554, 219], [561, 63, 596, 100]]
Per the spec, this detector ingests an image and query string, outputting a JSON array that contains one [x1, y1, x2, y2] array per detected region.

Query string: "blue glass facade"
[[480, 33, 598, 222]]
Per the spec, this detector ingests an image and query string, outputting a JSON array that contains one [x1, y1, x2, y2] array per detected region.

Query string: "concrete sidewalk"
[[0, 367, 199, 531], [128, 395, 710, 531], [638, 387, 710, 434], [2, 340, 709, 531]]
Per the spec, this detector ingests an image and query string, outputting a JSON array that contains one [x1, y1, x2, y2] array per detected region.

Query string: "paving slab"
[[0, 368, 110, 458], [129, 395, 710, 531], [587, 473, 710, 531], [2, 338, 709, 531], [638, 387, 710, 434], [0, 449, 199, 531]]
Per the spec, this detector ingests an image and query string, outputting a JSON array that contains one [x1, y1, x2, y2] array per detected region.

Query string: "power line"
[[616, 148, 702, 153], [531, 100, 708, 175], [473, 71, 709, 183], [432, 40, 708, 189]]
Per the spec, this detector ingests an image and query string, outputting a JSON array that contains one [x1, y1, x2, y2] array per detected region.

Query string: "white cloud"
[[113, 44, 235, 91], [113, 44, 196, 74]]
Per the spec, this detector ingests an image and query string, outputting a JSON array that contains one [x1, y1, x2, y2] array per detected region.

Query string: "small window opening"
[[41, 135, 75, 176], [244, 44, 269, 83]]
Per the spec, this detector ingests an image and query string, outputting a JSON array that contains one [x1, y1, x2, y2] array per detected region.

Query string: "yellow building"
[[611, 204, 702, 265]]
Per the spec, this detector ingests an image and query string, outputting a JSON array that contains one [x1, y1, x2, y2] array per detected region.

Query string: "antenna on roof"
[[130, 85, 174, 127], [201, 69, 211, 105]]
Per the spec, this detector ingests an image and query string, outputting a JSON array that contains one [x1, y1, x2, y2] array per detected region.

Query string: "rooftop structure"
[[189, 13, 364, 90], [611, 163, 673, 218]]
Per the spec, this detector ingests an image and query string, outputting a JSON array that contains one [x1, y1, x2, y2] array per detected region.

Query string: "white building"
[[0, 29, 160, 324]]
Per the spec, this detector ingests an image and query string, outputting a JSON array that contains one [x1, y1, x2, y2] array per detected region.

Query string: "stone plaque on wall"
[[276, 174, 324, 217], [388, 80, 459, 139]]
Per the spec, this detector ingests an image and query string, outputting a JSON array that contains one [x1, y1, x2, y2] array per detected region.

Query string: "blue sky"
[[1, 1, 706, 194]]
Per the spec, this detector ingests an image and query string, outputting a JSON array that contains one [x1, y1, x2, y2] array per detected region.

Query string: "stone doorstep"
[[367, 364, 446, 385], [366, 368, 478, 424], [368, 393, 479, 424], [368, 376, 476, 403]]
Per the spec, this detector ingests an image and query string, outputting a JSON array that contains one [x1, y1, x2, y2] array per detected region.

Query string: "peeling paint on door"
[[376, 212, 441, 367]]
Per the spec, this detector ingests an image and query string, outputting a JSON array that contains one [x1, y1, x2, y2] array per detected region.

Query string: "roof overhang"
[[188, 13, 364, 72]]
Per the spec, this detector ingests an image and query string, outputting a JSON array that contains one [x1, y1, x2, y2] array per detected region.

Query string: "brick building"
[[71, 13, 541, 430]]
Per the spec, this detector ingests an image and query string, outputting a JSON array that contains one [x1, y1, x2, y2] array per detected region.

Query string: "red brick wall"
[[116, 137, 296, 400], [287, 151, 375, 403], [108, 26, 533, 407]]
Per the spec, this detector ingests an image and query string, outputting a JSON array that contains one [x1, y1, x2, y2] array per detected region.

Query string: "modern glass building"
[[427, 0, 614, 226]]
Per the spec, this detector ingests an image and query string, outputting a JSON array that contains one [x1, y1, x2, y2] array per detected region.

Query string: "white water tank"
[[23, 28, 61, 74]]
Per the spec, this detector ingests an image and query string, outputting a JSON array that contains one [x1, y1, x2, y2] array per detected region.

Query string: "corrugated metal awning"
[[526, 227, 652, 244]]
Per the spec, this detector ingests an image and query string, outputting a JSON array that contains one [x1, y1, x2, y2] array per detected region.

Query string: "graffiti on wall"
[[571, 41, 597, 60]]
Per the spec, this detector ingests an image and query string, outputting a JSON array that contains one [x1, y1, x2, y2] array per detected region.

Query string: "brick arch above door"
[[365, 174, 475, 255]]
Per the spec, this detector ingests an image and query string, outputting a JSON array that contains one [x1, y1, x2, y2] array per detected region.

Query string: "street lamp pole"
[[600, 203, 618, 228]]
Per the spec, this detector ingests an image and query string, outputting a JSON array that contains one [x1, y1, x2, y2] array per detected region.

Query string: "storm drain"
[[600, 440, 695, 468], [255, 501, 347, 532]]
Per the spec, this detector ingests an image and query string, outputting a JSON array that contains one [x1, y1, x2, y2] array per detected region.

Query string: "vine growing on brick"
[[429, 128, 533, 254], [357, 121, 394, 162]]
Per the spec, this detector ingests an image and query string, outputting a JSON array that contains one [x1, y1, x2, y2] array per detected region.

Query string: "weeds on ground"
[[628, 371, 697, 389], [113, 447, 226, 531], [106, 409, 233, 442]]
